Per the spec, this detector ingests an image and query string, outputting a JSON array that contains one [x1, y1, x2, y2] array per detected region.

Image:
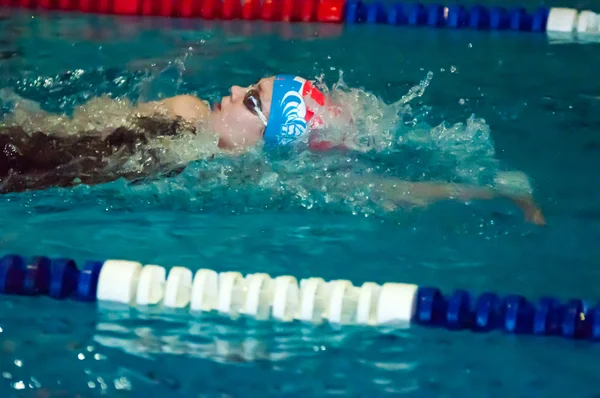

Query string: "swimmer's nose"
[[230, 85, 245, 102]]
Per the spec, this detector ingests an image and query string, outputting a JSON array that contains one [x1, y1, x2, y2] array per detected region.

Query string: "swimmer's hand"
[[453, 185, 546, 225], [505, 195, 546, 226], [494, 171, 545, 226]]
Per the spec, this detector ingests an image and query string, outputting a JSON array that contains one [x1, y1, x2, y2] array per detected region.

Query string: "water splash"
[[311, 70, 499, 184], [137, 53, 190, 103]]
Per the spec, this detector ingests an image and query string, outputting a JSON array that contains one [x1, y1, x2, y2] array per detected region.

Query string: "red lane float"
[[113, 0, 138, 14], [317, 0, 344, 22], [222, 0, 240, 19], [178, 0, 194, 17], [241, 0, 260, 20], [0, 0, 345, 23], [37, 0, 52, 9], [260, 0, 281, 21], [201, 0, 219, 19], [300, 0, 317, 22]]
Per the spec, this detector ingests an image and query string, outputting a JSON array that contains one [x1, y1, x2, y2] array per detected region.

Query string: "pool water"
[[1, 7, 600, 397]]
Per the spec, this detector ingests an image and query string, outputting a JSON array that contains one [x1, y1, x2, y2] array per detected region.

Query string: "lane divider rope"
[[1, 254, 599, 342], [1, 0, 599, 38]]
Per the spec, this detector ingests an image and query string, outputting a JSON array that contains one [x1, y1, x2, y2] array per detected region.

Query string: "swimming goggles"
[[243, 87, 268, 127]]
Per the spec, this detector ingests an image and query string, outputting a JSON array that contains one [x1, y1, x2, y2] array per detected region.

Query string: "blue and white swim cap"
[[263, 74, 326, 147]]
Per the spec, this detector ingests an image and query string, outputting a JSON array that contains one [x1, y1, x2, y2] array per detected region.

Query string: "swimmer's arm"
[[135, 95, 211, 122], [367, 178, 546, 225]]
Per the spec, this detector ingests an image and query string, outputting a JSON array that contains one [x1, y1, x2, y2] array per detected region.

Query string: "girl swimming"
[[0, 74, 545, 224]]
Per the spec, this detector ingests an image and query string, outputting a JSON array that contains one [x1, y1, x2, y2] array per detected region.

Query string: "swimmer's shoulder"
[[137, 95, 210, 122], [161, 95, 210, 121]]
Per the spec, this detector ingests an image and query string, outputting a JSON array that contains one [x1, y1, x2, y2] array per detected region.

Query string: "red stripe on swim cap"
[[300, 80, 349, 152], [301, 80, 326, 129], [306, 109, 314, 121], [302, 81, 326, 107]]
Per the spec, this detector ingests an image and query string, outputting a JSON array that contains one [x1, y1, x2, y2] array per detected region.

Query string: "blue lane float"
[[468, 5, 490, 30], [76, 261, 104, 302], [345, 0, 548, 32], [447, 5, 468, 29], [23, 256, 51, 296], [531, 7, 550, 32], [343, 1, 600, 38], [415, 288, 600, 340], [0, 253, 599, 342]]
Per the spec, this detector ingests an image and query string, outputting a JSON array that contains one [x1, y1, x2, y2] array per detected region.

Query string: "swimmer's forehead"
[[257, 76, 275, 85], [254, 77, 275, 102], [255, 76, 275, 91]]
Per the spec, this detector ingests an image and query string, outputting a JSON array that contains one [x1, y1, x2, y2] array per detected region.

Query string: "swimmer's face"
[[210, 76, 275, 151]]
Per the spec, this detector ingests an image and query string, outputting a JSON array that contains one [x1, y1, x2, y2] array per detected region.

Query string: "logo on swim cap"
[[264, 75, 324, 147], [279, 89, 308, 145]]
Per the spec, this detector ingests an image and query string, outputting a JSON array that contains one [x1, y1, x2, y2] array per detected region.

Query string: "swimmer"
[[0, 74, 545, 225]]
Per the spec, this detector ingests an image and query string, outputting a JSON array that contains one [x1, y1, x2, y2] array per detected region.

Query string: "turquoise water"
[[1, 8, 600, 397]]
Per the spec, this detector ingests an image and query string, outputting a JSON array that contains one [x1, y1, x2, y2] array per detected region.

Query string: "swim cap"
[[264, 74, 326, 147]]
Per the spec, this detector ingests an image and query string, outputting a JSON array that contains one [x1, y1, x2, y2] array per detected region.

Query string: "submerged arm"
[[360, 176, 546, 225]]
